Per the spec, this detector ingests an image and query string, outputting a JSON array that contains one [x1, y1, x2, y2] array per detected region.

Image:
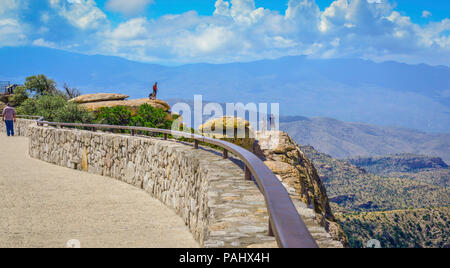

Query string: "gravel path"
[[0, 135, 199, 248]]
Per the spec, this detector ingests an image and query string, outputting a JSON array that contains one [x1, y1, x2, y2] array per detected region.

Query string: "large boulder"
[[80, 98, 171, 115], [70, 93, 130, 104], [198, 116, 250, 134], [198, 116, 255, 152]]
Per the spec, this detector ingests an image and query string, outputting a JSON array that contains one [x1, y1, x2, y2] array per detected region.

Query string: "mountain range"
[[279, 117, 450, 163], [1, 46, 449, 133], [300, 145, 450, 213]]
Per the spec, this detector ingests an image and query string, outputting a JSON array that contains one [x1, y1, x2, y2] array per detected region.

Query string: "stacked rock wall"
[[24, 123, 277, 248], [1, 119, 348, 248], [0, 119, 35, 137]]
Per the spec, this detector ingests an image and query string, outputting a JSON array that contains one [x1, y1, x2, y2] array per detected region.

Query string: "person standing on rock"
[[2, 103, 16, 137], [150, 82, 158, 100], [269, 114, 275, 131]]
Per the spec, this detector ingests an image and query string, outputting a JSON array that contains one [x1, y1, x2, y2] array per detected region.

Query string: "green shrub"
[[18, 93, 176, 133], [10, 85, 29, 107], [16, 98, 38, 115], [130, 104, 172, 129], [31, 94, 67, 122], [16, 94, 94, 123], [96, 106, 132, 126], [55, 102, 95, 123]]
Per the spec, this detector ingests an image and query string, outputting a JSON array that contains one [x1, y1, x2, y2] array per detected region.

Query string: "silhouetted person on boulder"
[[150, 82, 158, 100], [2, 103, 16, 137], [269, 114, 275, 130]]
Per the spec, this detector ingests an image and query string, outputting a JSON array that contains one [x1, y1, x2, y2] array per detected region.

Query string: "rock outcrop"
[[80, 98, 171, 115], [199, 116, 251, 133], [198, 116, 255, 152], [71, 93, 172, 116], [255, 131, 349, 247], [70, 93, 130, 104], [0, 101, 6, 111]]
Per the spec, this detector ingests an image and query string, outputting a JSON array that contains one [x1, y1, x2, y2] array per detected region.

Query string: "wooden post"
[[163, 133, 168, 140], [245, 165, 252, 181], [194, 140, 199, 149], [131, 130, 135, 136], [223, 149, 229, 159], [268, 219, 274, 237]]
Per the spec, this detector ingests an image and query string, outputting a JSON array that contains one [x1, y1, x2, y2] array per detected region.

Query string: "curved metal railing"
[[19, 115, 318, 248]]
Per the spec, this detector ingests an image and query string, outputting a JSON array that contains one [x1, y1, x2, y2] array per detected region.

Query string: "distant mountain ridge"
[[300, 145, 450, 213], [164, 99, 450, 162], [348, 154, 448, 174], [1, 46, 449, 133], [347, 154, 449, 187], [280, 117, 450, 163]]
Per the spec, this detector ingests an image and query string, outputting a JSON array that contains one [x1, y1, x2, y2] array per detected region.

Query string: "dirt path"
[[0, 135, 199, 248]]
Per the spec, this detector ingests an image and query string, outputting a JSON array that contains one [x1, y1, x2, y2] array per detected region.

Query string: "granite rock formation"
[[255, 131, 349, 247], [70, 93, 130, 104], [80, 98, 171, 115], [198, 116, 255, 152]]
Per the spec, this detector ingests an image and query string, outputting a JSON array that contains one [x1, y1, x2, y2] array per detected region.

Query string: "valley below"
[[299, 145, 449, 248]]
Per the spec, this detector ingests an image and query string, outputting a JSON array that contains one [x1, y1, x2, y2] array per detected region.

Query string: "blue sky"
[[0, 0, 449, 65]]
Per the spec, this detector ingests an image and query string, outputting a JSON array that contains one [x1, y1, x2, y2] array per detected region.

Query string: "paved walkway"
[[0, 135, 199, 248]]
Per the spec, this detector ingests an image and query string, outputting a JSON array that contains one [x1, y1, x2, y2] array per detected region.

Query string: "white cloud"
[[51, 0, 107, 30], [174, 25, 236, 56], [214, 0, 230, 16], [1, 0, 449, 66], [0, 18, 27, 46], [0, 0, 28, 46], [0, 0, 20, 13], [93, 0, 449, 65], [422, 10, 432, 19], [32, 38, 57, 48], [106, 0, 154, 16], [107, 17, 149, 40]]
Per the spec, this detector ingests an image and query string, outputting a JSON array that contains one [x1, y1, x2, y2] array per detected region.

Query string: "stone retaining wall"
[[9, 120, 277, 248], [0, 119, 35, 137]]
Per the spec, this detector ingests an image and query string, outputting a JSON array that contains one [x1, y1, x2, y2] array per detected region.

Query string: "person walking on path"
[[2, 103, 16, 137]]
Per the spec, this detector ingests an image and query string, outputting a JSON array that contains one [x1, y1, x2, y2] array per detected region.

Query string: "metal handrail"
[[19, 115, 318, 248]]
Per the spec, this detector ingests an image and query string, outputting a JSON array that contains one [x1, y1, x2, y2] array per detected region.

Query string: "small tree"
[[25, 74, 58, 96], [10, 85, 29, 106], [63, 83, 81, 99]]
